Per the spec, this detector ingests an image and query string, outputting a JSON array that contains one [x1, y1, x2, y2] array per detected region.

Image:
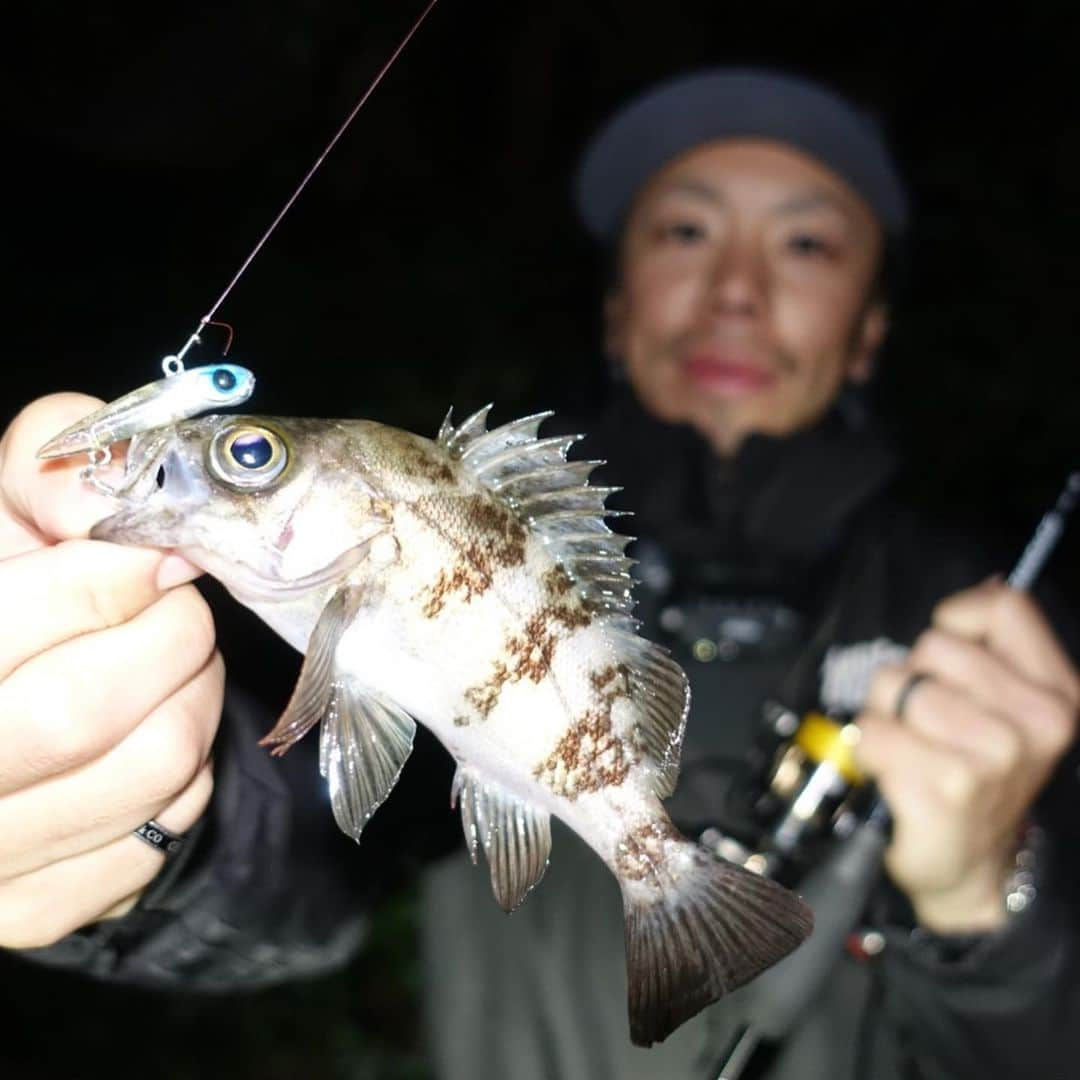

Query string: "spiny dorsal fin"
[[437, 406, 635, 617], [438, 407, 688, 796]]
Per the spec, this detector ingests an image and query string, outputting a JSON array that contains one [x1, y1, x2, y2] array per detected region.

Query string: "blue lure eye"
[[230, 432, 273, 469], [212, 367, 238, 392]]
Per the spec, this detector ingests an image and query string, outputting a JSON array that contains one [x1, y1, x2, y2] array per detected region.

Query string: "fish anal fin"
[[452, 767, 552, 912], [259, 582, 368, 755], [623, 844, 813, 1046], [319, 681, 416, 842]]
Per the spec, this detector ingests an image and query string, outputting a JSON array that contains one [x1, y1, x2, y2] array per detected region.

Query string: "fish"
[[36, 363, 255, 460], [89, 404, 813, 1046]]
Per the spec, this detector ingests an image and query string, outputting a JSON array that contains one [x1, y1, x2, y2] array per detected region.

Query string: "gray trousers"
[[420, 822, 877, 1080]]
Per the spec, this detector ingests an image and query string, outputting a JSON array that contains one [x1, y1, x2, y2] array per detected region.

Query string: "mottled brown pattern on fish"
[[543, 565, 575, 598], [411, 494, 528, 617], [462, 496, 529, 552], [613, 820, 682, 885], [549, 599, 591, 631], [590, 663, 631, 695], [460, 610, 560, 723], [400, 440, 455, 484], [420, 544, 490, 618], [457, 597, 594, 726], [464, 667, 507, 719], [533, 664, 640, 798]]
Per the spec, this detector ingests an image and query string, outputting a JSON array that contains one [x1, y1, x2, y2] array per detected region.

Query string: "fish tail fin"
[[621, 845, 813, 1047]]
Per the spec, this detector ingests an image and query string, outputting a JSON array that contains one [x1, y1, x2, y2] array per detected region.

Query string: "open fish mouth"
[[89, 427, 210, 548]]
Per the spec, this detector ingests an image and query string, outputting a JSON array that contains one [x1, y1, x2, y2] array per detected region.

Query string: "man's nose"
[[706, 243, 766, 315]]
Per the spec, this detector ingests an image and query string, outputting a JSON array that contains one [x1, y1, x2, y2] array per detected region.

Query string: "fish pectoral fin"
[[319, 680, 416, 843], [259, 582, 368, 754], [451, 766, 552, 912]]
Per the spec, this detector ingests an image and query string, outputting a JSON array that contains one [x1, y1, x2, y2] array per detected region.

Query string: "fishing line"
[[164, 0, 440, 375]]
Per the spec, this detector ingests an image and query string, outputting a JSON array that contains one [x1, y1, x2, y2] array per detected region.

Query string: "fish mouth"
[[89, 428, 210, 548], [87, 423, 336, 603]]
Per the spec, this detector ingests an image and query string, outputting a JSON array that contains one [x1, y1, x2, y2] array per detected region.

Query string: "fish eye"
[[208, 424, 289, 489], [212, 367, 238, 392]]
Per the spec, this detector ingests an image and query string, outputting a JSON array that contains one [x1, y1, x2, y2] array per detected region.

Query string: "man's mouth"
[[682, 352, 777, 397]]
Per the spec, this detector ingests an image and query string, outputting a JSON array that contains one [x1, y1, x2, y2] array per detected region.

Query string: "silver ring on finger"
[[132, 819, 186, 858]]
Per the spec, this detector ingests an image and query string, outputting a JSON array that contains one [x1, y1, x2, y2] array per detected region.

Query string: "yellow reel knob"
[[793, 712, 866, 785]]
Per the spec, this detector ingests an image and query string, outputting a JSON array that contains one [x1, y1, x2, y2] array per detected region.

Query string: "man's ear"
[[603, 288, 626, 366], [847, 301, 889, 384]]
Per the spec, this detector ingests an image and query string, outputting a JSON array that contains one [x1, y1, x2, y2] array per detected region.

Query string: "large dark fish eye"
[[212, 367, 238, 392], [208, 424, 289, 489], [230, 431, 273, 469]]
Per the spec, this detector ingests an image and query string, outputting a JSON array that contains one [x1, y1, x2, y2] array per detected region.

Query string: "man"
[[1, 67, 1076, 1078], [419, 70, 1080, 1078]]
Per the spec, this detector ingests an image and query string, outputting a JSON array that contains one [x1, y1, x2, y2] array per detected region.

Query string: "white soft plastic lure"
[[36, 363, 255, 460]]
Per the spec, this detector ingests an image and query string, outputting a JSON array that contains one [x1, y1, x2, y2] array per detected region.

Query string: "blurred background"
[[2, 2, 1076, 1076]]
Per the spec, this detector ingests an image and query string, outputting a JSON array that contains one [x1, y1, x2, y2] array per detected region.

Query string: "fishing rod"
[[707, 469, 1080, 1080]]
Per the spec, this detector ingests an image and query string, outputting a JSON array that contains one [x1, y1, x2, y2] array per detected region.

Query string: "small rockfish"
[[90, 406, 812, 1045]]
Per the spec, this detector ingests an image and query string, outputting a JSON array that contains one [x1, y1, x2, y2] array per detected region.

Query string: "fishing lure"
[[36, 0, 439, 483], [37, 363, 255, 461]]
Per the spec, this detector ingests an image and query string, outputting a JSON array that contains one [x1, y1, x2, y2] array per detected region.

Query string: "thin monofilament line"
[[171, 0, 439, 366]]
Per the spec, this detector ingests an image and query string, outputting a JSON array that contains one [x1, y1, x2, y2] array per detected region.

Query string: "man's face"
[[607, 139, 887, 455]]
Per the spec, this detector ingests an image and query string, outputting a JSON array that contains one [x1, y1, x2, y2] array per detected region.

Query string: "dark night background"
[[2, 2, 1077, 1077]]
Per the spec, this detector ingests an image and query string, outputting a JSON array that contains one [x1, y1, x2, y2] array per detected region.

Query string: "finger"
[[0, 587, 219, 794], [0, 761, 213, 950], [866, 664, 1025, 772], [0, 394, 118, 545], [904, 629, 1076, 762], [93, 890, 144, 922], [854, 710, 976, 816], [0, 539, 201, 682], [933, 580, 1080, 705], [0, 652, 223, 877]]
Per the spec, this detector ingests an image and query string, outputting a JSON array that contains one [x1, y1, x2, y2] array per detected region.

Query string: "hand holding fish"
[[855, 579, 1078, 934], [0, 394, 223, 948]]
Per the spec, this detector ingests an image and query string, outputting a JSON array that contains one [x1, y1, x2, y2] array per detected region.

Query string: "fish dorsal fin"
[[319, 680, 416, 843], [439, 407, 688, 796], [437, 406, 636, 621], [452, 765, 552, 912]]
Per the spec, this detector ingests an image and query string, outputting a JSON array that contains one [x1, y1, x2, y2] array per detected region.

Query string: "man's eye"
[[787, 233, 831, 256], [657, 220, 706, 243]]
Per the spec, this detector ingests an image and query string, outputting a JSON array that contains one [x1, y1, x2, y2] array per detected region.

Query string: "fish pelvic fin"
[[452, 766, 552, 912], [622, 843, 813, 1047], [319, 680, 416, 843], [257, 577, 417, 843]]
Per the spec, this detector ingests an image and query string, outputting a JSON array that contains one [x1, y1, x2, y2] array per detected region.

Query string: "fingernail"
[[157, 554, 202, 589]]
